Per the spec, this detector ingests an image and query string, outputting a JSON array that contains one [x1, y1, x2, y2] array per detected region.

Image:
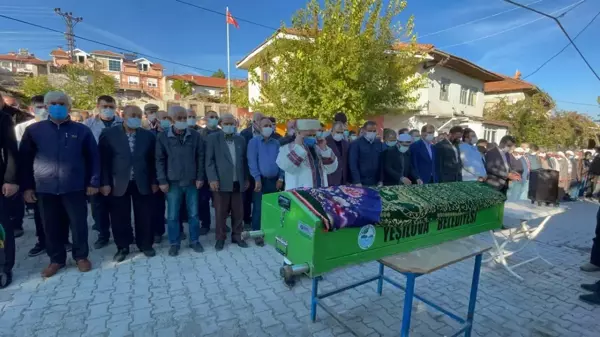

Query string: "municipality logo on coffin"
[[358, 225, 376, 250]]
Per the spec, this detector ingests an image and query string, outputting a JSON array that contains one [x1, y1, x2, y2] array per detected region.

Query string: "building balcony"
[[120, 82, 161, 99]]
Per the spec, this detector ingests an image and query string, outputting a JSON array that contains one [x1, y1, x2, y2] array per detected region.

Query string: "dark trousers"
[[32, 202, 69, 246], [252, 177, 278, 231], [109, 181, 153, 251], [37, 191, 89, 265], [0, 196, 15, 273], [152, 190, 166, 237], [6, 192, 24, 230], [243, 178, 254, 224], [91, 194, 111, 240], [213, 182, 243, 241], [198, 183, 212, 229], [591, 206, 600, 266]]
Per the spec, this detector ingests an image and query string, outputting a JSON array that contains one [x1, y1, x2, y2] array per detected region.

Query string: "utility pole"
[[503, 0, 599, 82], [54, 8, 83, 64]]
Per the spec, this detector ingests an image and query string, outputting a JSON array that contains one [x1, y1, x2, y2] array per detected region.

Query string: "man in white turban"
[[276, 119, 338, 190]]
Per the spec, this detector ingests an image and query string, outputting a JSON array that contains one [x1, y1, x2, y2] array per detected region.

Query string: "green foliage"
[[21, 76, 56, 102], [223, 82, 250, 108], [484, 93, 597, 149], [171, 79, 193, 97], [211, 69, 226, 78], [250, 0, 424, 126]]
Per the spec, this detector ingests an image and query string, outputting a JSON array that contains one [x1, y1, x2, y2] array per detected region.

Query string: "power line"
[[174, 0, 279, 31], [0, 14, 220, 74], [555, 100, 600, 107], [54, 8, 83, 64], [523, 10, 600, 80]]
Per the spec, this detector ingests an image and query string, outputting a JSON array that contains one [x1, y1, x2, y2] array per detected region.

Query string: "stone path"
[[0, 201, 599, 336]]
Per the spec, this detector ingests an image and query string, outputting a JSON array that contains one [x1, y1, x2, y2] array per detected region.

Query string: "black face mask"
[[477, 146, 487, 154]]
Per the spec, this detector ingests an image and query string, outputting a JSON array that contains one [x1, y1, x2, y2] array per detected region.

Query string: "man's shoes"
[[153, 235, 162, 244], [580, 263, 600, 272], [76, 259, 92, 272], [199, 227, 210, 236], [168, 246, 179, 257], [190, 242, 204, 253], [113, 248, 129, 262], [255, 237, 265, 247], [0, 271, 12, 289], [142, 248, 156, 257], [65, 242, 72, 252], [232, 239, 249, 248], [180, 232, 187, 241], [215, 240, 225, 251], [581, 281, 600, 292], [579, 292, 600, 305], [14, 229, 24, 238], [93, 238, 109, 250], [28, 243, 45, 257], [41, 263, 65, 278]]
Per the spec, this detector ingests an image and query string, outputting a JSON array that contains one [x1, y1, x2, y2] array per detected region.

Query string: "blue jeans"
[[251, 177, 279, 231], [166, 184, 200, 246]]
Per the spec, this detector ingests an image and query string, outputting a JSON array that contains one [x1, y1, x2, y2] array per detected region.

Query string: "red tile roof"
[[50, 48, 69, 57], [484, 73, 537, 94], [0, 53, 47, 65], [151, 63, 163, 70], [167, 74, 246, 88], [90, 50, 124, 58]]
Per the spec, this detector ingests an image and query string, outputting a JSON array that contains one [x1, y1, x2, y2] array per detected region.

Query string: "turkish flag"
[[226, 10, 239, 28]]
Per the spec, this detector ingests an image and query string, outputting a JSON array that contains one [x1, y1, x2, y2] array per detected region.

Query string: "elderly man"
[[459, 128, 486, 182], [20, 91, 99, 277], [143, 103, 159, 131], [84, 95, 122, 249], [187, 108, 199, 130], [485, 135, 520, 195], [247, 117, 283, 246], [325, 121, 349, 186], [205, 113, 249, 250], [99, 105, 158, 262], [383, 133, 421, 186], [156, 106, 205, 256], [197, 110, 223, 235], [349, 121, 383, 187]]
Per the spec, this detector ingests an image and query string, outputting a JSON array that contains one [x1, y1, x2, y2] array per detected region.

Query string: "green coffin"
[[261, 182, 505, 277]]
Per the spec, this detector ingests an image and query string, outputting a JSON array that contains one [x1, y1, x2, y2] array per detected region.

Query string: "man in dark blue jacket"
[[409, 124, 437, 184], [348, 121, 384, 186], [20, 91, 100, 278], [240, 112, 264, 228]]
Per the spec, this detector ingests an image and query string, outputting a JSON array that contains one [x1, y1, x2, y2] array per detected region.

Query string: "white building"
[[484, 70, 546, 108], [0, 49, 47, 76], [236, 30, 506, 139]]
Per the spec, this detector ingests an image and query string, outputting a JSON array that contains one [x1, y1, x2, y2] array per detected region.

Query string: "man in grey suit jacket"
[[434, 126, 463, 183], [485, 135, 520, 195], [99, 106, 158, 262], [205, 113, 250, 251]]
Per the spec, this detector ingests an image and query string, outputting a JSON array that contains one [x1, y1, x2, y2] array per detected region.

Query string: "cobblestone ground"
[[1, 201, 599, 337]]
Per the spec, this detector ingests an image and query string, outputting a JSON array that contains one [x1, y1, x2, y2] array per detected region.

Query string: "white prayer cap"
[[566, 150, 574, 156], [296, 119, 321, 131], [557, 151, 565, 157], [398, 134, 412, 142], [514, 147, 525, 153]]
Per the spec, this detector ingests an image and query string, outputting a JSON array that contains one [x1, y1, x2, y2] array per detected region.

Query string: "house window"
[[189, 104, 197, 112], [16, 63, 26, 69], [467, 88, 477, 106], [128, 76, 139, 85], [460, 86, 468, 105], [147, 78, 158, 88], [138, 63, 149, 72], [484, 128, 497, 144], [439, 78, 450, 101], [108, 59, 121, 72], [77, 55, 85, 63], [204, 105, 213, 113], [0, 61, 10, 68], [219, 106, 229, 114]]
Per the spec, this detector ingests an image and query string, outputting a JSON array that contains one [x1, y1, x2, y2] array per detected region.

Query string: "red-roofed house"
[[0, 49, 47, 76], [484, 70, 546, 108]]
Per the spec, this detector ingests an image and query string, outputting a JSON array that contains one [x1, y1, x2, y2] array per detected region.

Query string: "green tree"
[[171, 79, 193, 97], [549, 111, 598, 149], [20, 76, 56, 102], [223, 82, 250, 108], [250, 0, 424, 125], [211, 69, 226, 78]]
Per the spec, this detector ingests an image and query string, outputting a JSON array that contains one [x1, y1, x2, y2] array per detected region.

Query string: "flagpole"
[[226, 6, 232, 113]]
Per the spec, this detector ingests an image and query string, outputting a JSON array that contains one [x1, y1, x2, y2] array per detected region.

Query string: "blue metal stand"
[[309, 253, 485, 337]]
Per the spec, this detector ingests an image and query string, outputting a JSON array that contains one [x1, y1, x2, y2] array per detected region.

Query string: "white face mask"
[[147, 113, 157, 122], [425, 134, 434, 142], [33, 107, 48, 120], [261, 127, 273, 137], [364, 131, 376, 142], [399, 145, 409, 153], [469, 137, 478, 145], [332, 133, 344, 142]]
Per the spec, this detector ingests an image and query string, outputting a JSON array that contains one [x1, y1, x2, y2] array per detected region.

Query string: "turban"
[[296, 119, 321, 131], [398, 134, 412, 142]]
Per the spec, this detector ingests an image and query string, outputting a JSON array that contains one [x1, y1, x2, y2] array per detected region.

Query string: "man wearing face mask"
[[1, 92, 33, 125], [383, 132, 421, 186], [459, 128, 486, 182], [325, 121, 349, 186], [143, 103, 160, 132], [485, 135, 521, 195], [246, 117, 283, 246], [84, 95, 122, 250], [476, 139, 488, 156], [20, 91, 99, 278], [349, 121, 383, 187], [99, 105, 158, 262], [528, 144, 542, 170], [156, 106, 205, 257], [186, 108, 199, 130], [408, 129, 420, 144], [434, 126, 463, 183], [197, 110, 223, 235], [410, 124, 437, 184], [240, 112, 264, 228], [205, 113, 249, 251], [279, 119, 297, 146]]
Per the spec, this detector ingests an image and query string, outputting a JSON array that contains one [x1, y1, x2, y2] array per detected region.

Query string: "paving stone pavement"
[[1, 201, 599, 337]]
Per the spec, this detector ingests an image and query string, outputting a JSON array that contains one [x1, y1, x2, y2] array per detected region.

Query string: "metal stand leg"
[[401, 273, 416, 337], [311, 277, 319, 322], [377, 263, 384, 295], [465, 254, 482, 337]]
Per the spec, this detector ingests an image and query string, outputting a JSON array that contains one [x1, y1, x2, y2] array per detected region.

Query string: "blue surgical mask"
[[101, 108, 115, 119], [399, 146, 409, 153], [187, 117, 196, 126], [365, 132, 376, 142], [261, 127, 273, 137], [322, 131, 331, 138], [147, 114, 157, 122], [160, 119, 171, 129], [174, 121, 188, 131], [413, 136, 420, 142], [316, 131, 323, 139], [48, 105, 68, 120], [303, 136, 317, 147], [333, 133, 344, 142], [222, 125, 236, 134], [343, 130, 349, 137], [126, 117, 141, 129], [386, 140, 397, 147], [207, 118, 219, 128], [425, 134, 435, 142]]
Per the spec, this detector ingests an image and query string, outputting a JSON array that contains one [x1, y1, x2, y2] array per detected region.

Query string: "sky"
[[0, 0, 599, 116]]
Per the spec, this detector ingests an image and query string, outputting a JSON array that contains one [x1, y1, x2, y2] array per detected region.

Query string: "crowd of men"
[[0, 91, 599, 295]]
